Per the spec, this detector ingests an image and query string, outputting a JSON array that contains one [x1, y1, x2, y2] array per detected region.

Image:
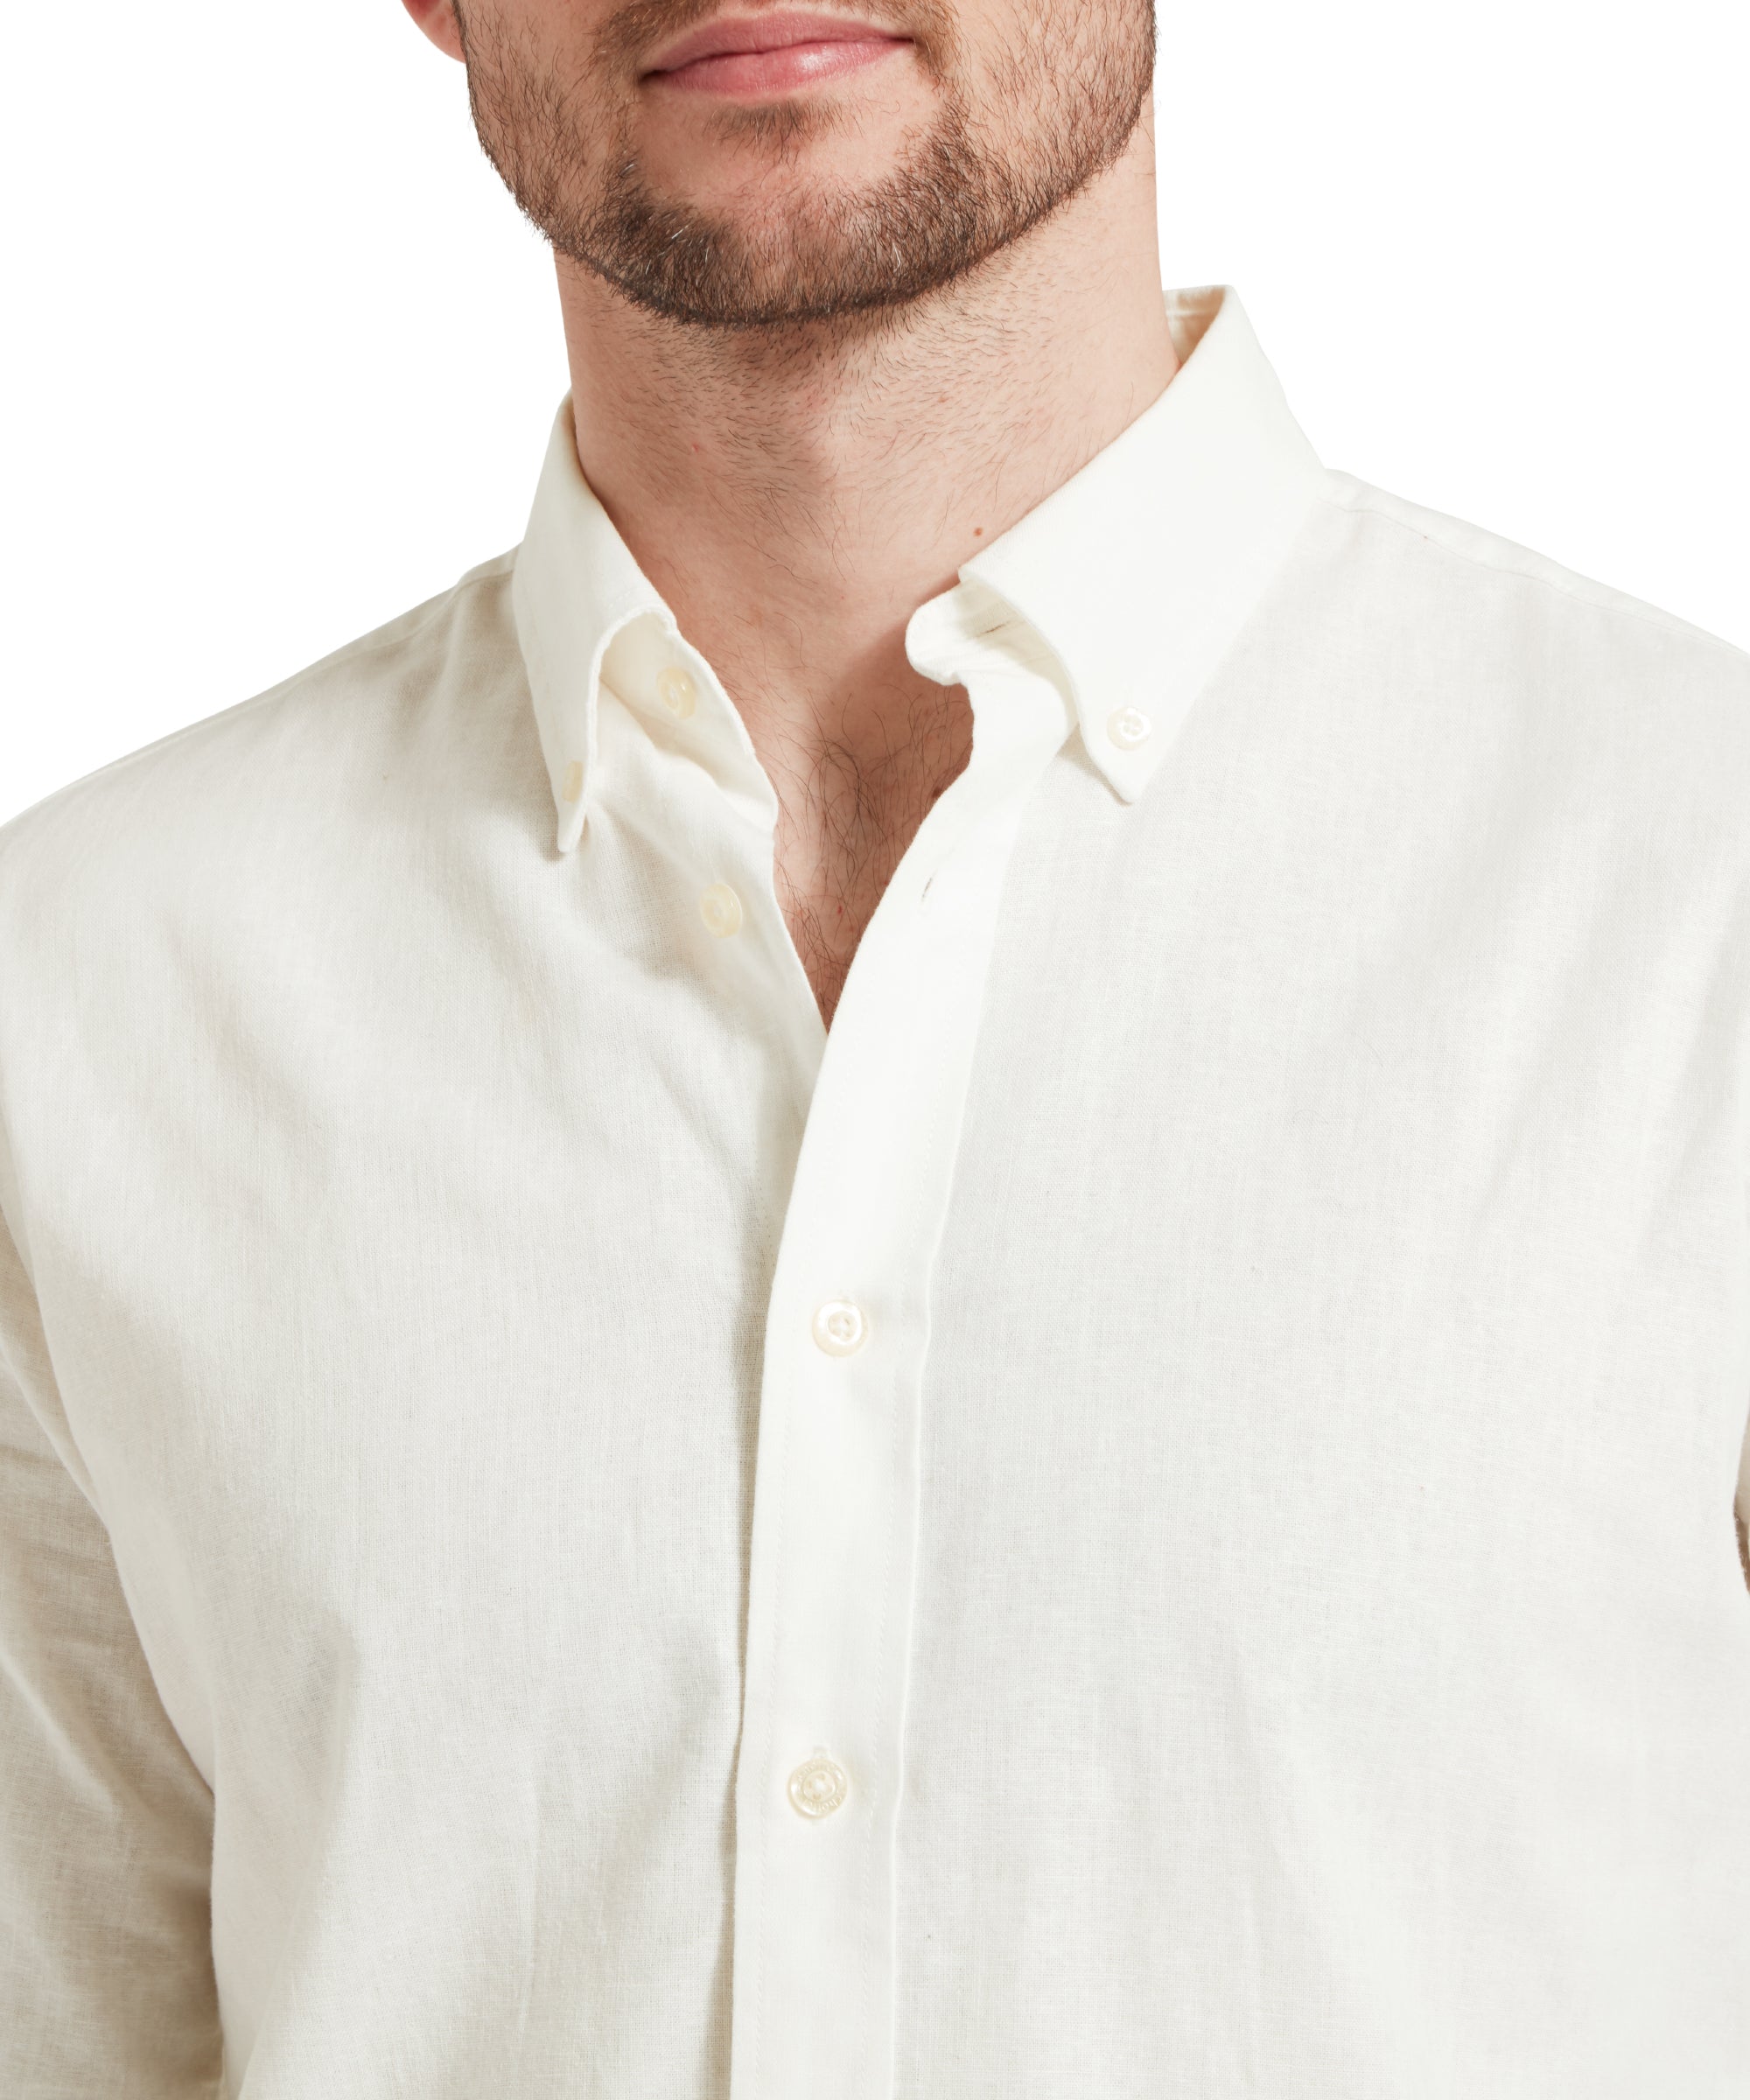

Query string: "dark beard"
[[453, 0, 1156, 331]]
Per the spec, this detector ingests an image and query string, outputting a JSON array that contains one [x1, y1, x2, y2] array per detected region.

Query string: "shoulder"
[[1284, 472, 1750, 826], [1304, 470, 1748, 705], [0, 550, 536, 1130], [0, 550, 526, 925]]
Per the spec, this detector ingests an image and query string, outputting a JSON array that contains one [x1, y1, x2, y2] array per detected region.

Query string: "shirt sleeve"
[[0, 1197, 224, 2097]]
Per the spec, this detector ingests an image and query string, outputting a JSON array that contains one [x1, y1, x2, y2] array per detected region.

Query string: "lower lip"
[[648, 35, 908, 95]]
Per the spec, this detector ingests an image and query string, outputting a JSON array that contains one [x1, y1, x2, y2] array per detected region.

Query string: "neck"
[[556, 111, 1178, 766]]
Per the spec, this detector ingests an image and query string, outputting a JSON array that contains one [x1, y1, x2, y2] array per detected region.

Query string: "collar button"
[[656, 665, 697, 719], [1107, 705, 1152, 751]]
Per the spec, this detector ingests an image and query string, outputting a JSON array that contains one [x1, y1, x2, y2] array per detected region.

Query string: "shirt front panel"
[[0, 577, 801, 2094], [900, 492, 1750, 2095]]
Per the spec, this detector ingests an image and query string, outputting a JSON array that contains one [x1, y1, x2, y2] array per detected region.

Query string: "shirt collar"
[[511, 400, 670, 855], [513, 286, 1326, 854]]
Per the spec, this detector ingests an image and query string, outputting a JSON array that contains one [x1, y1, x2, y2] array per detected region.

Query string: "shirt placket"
[[727, 618, 1074, 2100]]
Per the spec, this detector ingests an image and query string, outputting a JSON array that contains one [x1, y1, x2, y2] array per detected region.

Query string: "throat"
[[768, 685, 974, 1030]]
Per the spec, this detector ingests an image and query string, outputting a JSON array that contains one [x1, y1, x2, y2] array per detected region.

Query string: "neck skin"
[[557, 101, 1178, 1021]]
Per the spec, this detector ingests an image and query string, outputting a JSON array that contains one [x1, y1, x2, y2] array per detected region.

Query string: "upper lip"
[[642, 10, 909, 75]]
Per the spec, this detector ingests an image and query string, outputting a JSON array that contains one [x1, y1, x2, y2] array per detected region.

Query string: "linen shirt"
[[3, 285, 1749, 2100]]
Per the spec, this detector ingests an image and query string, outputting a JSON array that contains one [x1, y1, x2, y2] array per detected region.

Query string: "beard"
[[450, 0, 1156, 330]]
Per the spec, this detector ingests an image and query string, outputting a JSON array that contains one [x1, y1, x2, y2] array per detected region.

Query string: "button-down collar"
[[512, 286, 1326, 852]]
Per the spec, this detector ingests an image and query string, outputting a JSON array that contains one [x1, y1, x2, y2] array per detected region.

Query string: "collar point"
[[1089, 749, 1162, 806], [555, 802, 588, 855]]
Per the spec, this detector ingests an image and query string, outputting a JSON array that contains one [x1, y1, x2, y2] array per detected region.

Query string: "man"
[[2, 0, 1746, 2092]]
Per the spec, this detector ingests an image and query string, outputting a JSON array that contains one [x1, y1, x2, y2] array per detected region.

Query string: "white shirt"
[[3, 286, 1748, 2100]]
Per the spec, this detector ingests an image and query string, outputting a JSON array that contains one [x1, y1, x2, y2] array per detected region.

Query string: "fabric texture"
[[2, 286, 1748, 2099]]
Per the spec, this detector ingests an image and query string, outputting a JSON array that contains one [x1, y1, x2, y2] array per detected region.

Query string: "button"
[[788, 1747, 850, 1818], [656, 665, 697, 719], [1107, 705, 1152, 750], [812, 1300, 867, 1355], [699, 883, 743, 937]]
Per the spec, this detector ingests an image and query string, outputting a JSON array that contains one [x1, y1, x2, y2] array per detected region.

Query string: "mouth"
[[640, 10, 913, 95]]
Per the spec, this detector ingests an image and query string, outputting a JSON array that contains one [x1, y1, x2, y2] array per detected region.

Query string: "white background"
[[3, 0, 1746, 824]]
